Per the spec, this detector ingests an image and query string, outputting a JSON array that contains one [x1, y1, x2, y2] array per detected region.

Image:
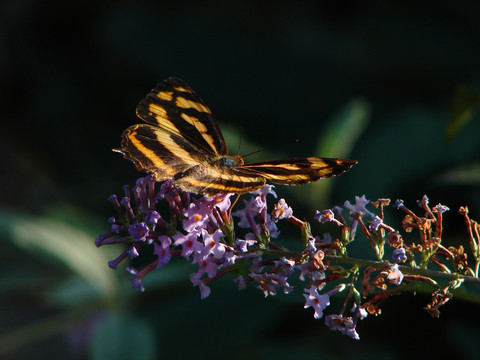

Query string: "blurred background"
[[1, 0, 480, 359]]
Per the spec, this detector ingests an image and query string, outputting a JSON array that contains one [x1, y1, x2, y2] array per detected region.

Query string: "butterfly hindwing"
[[136, 78, 228, 156], [242, 157, 358, 185], [174, 165, 266, 195]]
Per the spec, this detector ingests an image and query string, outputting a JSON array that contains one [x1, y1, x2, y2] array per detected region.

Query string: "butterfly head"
[[214, 155, 244, 169]]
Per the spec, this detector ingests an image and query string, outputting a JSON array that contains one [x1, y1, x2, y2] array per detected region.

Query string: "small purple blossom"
[[250, 272, 292, 297], [129, 222, 149, 242], [272, 198, 293, 221], [266, 215, 280, 238], [253, 184, 277, 198], [126, 267, 145, 292], [303, 285, 330, 319], [387, 264, 404, 285], [192, 253, 220, 279], [198, 280, 211, 299], [314, 209, 335, 223], [234, 275, 248, 291], [325, 315, 360, 340], [234, 238, 257, 252], [297, 262, 326, 282], [392, 248, 407, 263], [173, 231, 203, 259], [433, 204, 450, 214], [417, 194, 429, 208], [183, 198, 213, 232], [344, 195, 374, 218], [154, 236, 172, 268], [127, 245, 140, 258], [393, 199, 404, 209], [351, 303, 368, 320], [145, 210, 161, 225], [369, 215, 383, 231], [200, 229, 226, 259], [274, 257, 296, 276]]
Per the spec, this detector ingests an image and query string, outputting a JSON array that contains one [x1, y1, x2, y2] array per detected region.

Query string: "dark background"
[[1, 1, 480, 359]]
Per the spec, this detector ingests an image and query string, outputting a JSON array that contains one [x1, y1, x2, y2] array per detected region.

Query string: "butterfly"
[[115, 78, 357, 195]]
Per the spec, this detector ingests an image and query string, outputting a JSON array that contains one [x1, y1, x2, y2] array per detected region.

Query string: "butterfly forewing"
[[119, 124, 208, 182], [136, 78, 228, 156], [117, 78, 357, 195]]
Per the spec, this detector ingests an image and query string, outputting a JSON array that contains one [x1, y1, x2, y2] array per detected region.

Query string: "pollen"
[[194, 214, 202, 221]]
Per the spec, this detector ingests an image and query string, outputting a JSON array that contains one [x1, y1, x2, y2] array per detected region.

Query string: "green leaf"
[[0, 208, 120, 303], [312, 98, 370, 207], [446, 87, 480, 142]]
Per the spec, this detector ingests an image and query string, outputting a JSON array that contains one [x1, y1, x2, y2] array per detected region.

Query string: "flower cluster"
[[97, 178, 480, 339]]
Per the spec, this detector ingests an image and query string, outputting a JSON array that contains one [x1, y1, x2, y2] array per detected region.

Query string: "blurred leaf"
[[433, 161, 480, 186], [90, 313, 156, 360], [446, 87, 480, 142], [0, 208, 120, 303], [312, 98, 370, 207]]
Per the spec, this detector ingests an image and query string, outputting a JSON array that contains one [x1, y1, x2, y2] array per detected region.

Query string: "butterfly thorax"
[[213, 155, 244, 169]]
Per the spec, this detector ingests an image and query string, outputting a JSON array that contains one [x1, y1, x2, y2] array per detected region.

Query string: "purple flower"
[[417, 194, 429, 208], [344, 195, 374, 218], [392, 248, 407, 263], [234, 238, 257, 252], [126, 267, 145, 292], [369, 215, 383, 231], [253, 184, 277, 198], [198, 280, 211, 299], [233, 275, 248, 290], [183, 198, 213, 232], [173, 231, 203, 259], [325, 315, 360, 340], [127, 245, 140, 258], [266, 215, 280, 238], [314, 209, 335, 223], [274, 257, 296, 276], [433, 204, 450, 214], [303, 285, 330, 319], [200, 229, 226, 259], [272, 198, 293, 221], [297, 264, 325, 282], [128, 222, 149, 242], [393, 199, 404, 209], [145, 211, 161, 225], [211, 193, 233, 212], [154, 236, 172, 268], [387, 264, 404, 285], [191, 253, 220, 280], [250, 273, 292, 297]]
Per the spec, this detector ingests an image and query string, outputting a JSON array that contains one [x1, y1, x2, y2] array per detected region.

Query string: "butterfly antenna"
[[243, 139, 300, 160], [242, 147, 267, 160]]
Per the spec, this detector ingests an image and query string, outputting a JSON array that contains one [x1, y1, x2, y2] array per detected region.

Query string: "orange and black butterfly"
[[115, 78, 357, 195]]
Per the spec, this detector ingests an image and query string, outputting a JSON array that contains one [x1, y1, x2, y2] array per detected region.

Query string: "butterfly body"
[[116, 78, 357, 195]]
